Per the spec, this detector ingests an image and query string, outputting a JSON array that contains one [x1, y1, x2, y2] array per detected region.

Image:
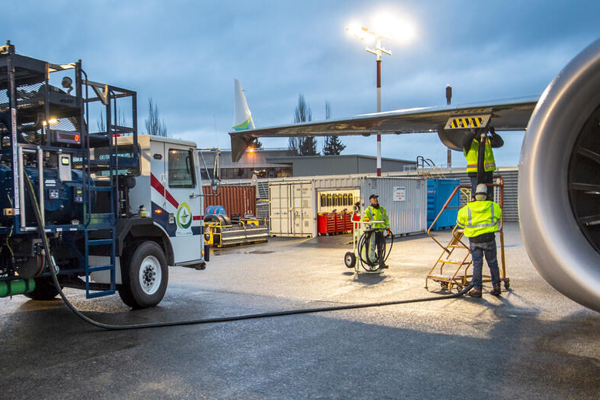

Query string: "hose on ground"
[[25, 172, 471, 331]]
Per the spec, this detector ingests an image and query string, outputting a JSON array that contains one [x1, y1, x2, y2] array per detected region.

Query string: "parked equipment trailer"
[[0, 42, 217, 308]]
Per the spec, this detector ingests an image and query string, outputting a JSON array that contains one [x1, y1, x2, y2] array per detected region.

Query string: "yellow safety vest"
[[464, 138, 496, 173], [456, 200, 502, 238], [362, 206, 390, 230]]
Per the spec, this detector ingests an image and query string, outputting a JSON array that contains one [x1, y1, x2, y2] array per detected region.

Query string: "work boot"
[[469, 288, 482, 298], [490, 285, 501, 296]]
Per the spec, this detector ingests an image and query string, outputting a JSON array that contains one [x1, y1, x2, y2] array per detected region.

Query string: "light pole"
[[347, 25, 392, 177]]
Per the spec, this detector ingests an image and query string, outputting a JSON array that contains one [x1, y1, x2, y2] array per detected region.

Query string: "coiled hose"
[[24, 173, 470, 331], [357, 228, 393, 271]]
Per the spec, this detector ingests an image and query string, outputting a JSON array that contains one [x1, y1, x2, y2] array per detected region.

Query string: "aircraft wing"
[[229, 95, 538, 161]]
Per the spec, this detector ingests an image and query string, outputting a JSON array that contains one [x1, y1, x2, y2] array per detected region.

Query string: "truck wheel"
[[118, 241, 168, 309], [24, 277, 61, 300]]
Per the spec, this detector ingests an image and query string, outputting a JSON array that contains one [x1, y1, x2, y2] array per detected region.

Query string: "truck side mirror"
[[212, 150, 221, 182], [198, 148, 221, 196]]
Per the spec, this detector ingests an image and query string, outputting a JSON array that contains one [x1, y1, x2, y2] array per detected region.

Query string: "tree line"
[[287, 95, 345, 156], [112, 95, 345, 157]]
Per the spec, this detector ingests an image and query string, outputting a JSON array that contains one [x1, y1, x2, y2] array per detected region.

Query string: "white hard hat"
[[475, 184, 488, 195]]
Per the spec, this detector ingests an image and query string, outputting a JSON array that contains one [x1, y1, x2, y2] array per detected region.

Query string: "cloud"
[[6, 0, 600, 168]]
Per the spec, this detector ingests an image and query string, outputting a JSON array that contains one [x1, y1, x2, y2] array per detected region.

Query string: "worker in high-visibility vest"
[[457, 184, 502, 298], [463, 126, 503, 200], [362, 194, 391, 269]]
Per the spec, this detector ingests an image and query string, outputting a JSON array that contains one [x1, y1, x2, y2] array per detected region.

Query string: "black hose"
[[24, 173, 471, 331], [477, 131, 486, 185], [357, 228, 393, 271]]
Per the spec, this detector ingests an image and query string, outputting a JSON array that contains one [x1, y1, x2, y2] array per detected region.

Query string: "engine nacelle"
[[520, 38, 600, 312]]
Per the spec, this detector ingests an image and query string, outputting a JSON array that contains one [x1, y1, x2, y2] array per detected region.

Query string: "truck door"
[[164, 144, 203, 264]]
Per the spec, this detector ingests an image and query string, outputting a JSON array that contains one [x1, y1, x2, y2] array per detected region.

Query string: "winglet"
[[233, 79, 255, 131], [230, 80, 256, 162]]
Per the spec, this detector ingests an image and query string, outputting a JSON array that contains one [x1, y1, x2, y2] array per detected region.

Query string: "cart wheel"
[[344, 252, 356, 269], [440, 282, 449, 290], [456, 285, 463, 292], [504, 281, 511, 290]]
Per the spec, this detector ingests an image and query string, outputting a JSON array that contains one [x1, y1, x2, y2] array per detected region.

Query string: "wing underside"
[[229, 96, 538, 161]]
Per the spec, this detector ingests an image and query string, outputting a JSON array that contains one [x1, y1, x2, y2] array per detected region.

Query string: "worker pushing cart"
[[344, 195, 393, 273]]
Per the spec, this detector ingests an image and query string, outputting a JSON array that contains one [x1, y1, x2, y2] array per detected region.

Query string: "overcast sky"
[[6, 0, 600, 168]]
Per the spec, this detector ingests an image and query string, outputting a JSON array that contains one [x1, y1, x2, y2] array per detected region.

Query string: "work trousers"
[[368, 230, 385, 266], [469, 239, 501, 289]]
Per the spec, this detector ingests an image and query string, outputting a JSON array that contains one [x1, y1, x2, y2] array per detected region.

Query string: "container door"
[[269, 183, 291, 236], [291, 182, 314, 237]]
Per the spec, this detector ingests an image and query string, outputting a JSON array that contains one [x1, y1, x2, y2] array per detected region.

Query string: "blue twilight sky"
[[5, 0, 600, 168]]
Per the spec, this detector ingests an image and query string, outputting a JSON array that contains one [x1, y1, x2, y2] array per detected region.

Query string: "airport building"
[[201, 148, 416, 179]]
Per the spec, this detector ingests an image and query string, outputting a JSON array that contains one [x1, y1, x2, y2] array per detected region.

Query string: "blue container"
[[427, 179, 461, 231]]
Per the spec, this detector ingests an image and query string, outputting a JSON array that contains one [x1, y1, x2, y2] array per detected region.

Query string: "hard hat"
[[369, 194, 379, 200], [475, 184, 488, 195]]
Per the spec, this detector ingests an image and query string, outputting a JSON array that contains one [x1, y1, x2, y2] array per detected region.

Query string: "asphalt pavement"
[[1, 223, 599, 399]]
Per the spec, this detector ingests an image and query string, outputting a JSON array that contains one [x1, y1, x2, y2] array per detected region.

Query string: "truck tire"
[[118, 241, 168, 309], [23, 277, 61, 300]]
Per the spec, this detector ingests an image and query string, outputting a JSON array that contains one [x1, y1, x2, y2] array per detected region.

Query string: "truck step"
[[87, 265, 114, 273], [87, 239, 113, 246], [86, 289, 116, 299]]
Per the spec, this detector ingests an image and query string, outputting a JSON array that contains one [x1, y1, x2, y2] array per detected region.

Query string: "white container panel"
[[360, 178, 427, 235], [269, 181, 315, 237]]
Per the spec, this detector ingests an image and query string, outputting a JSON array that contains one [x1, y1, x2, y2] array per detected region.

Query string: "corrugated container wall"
[[359, 178, 427, 235], [421, 168, 519, 222], [427, 179, 461, 230], [203, 185, 256, 217]]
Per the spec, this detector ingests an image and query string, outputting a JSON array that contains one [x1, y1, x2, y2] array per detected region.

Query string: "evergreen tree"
[[323, 136, 346, 155]]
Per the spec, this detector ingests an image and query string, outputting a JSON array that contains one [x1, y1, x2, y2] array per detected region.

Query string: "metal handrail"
[[416, 156, 446, 179], [427, 177, 505, 253]]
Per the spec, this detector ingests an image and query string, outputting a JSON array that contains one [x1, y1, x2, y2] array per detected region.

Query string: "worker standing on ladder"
[[362, 194, 391, 269], [463, 126, 503, 200], [457, 184, 502, 298]]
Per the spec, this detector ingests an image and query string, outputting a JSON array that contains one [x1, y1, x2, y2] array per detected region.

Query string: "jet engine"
[[520, 38, 600, 312]]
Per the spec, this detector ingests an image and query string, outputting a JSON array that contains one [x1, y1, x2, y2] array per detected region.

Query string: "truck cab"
[[130, 135, 207, 267], [88, 135, 215, 308]]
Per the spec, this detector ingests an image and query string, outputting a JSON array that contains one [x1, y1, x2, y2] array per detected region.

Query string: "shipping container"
[[269, 176, 427, 237], [269, 181, 315, 237], [358, 177, 427, 236], [203, 185, 257, 217], [427, 179, 461, 231]]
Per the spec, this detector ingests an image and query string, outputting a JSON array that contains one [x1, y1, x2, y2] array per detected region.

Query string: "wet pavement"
[[1, 223, 599, 399]]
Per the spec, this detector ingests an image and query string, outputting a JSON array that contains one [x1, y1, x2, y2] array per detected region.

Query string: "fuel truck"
[[0, 42, 216, 308]]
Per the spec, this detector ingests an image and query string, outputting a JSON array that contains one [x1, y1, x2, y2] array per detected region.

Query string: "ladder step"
[[88, 223, 115, 230], [439, 259, 467, 265], [88, 213, 115, 227], [88, 265, 114, 273], [87, 239, 113, 246], [447, 244, 468, 249], [428, 274, 453, 280]]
